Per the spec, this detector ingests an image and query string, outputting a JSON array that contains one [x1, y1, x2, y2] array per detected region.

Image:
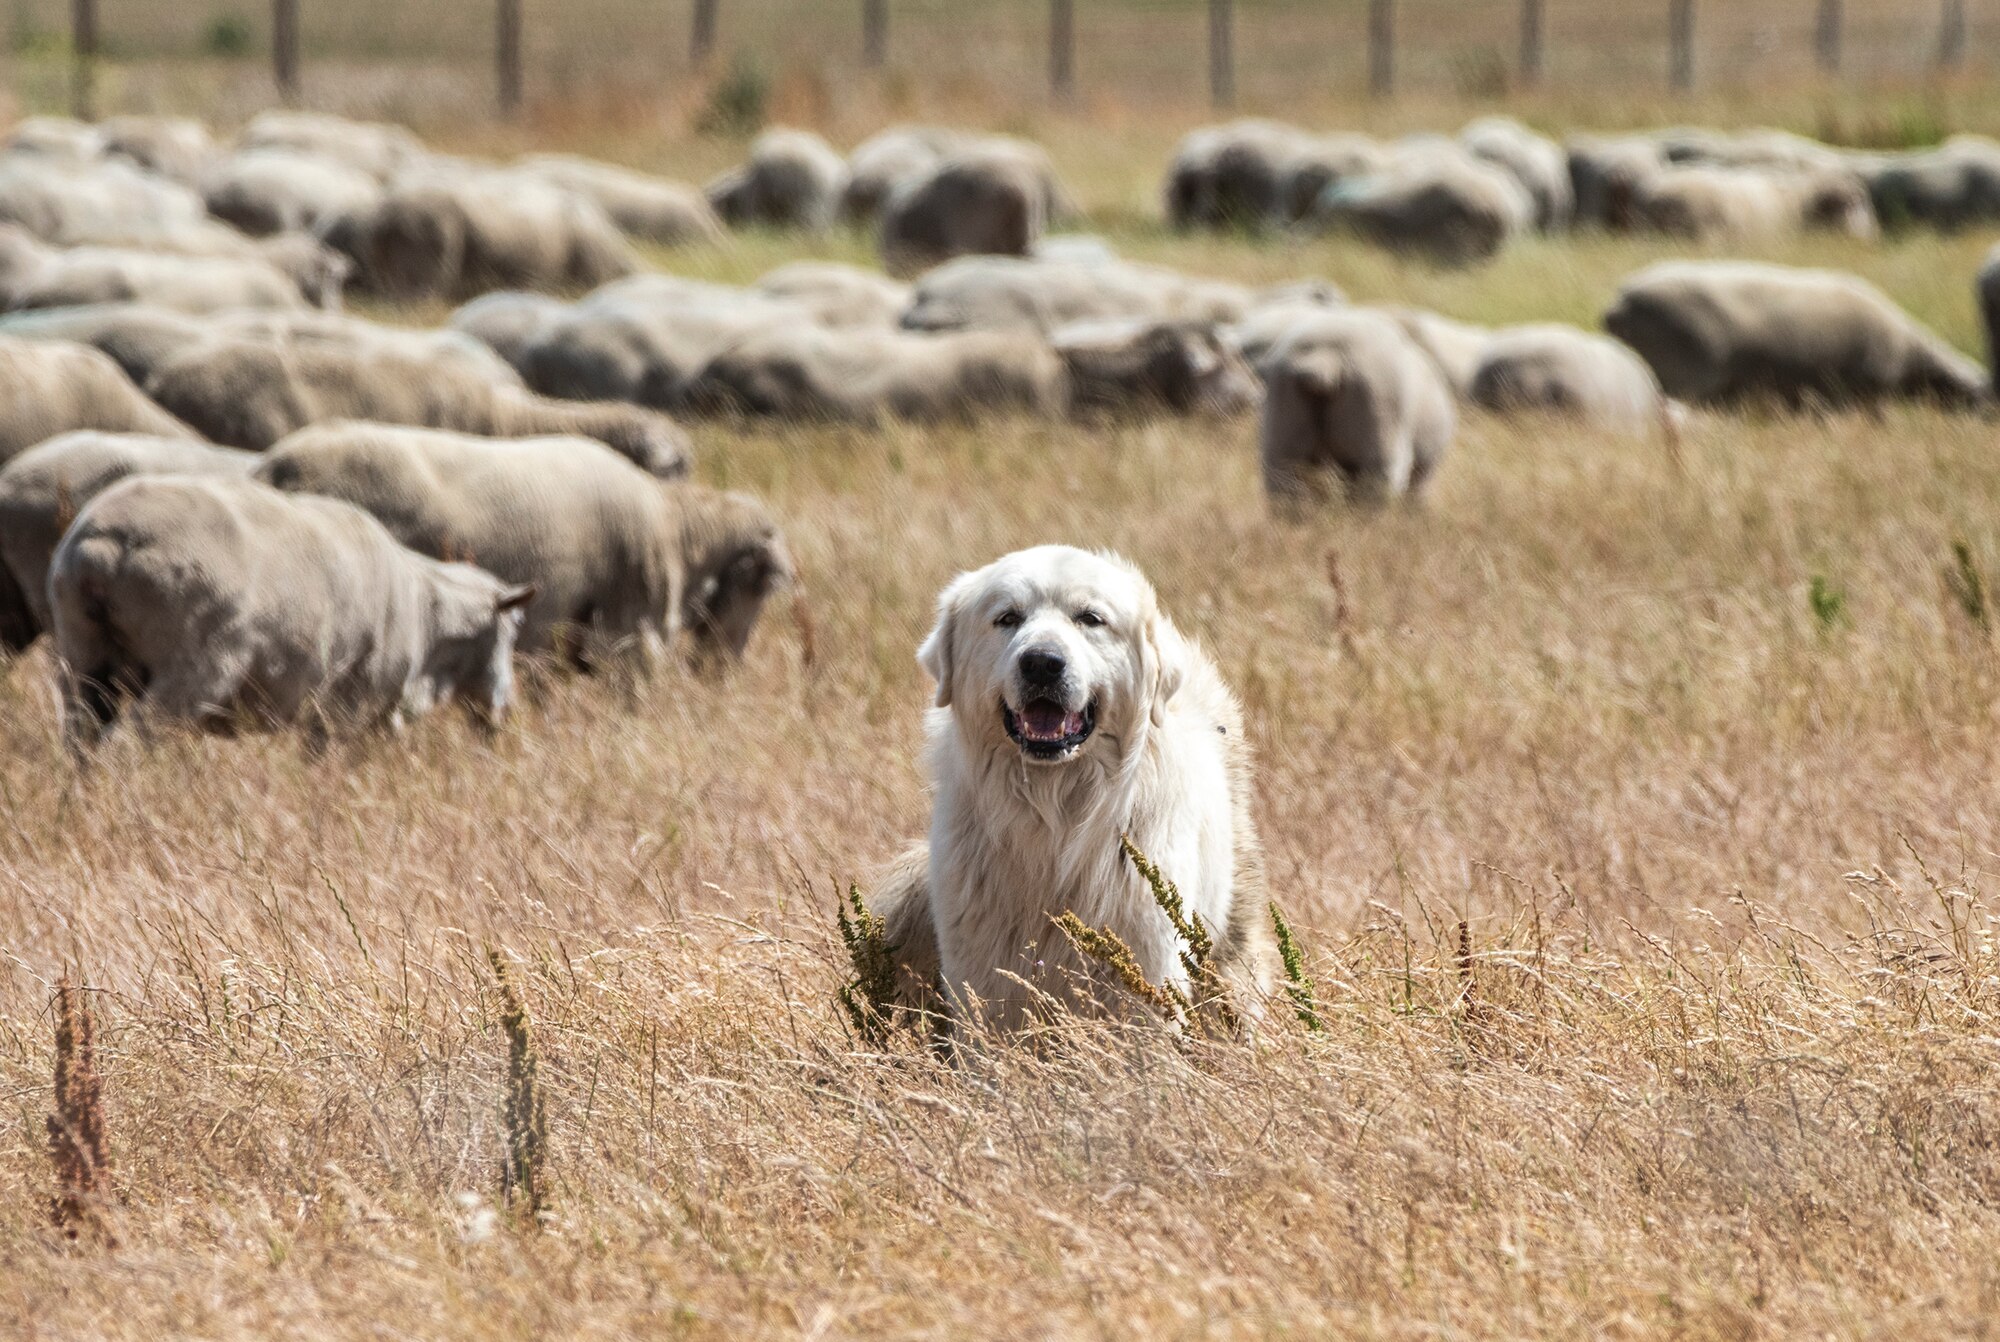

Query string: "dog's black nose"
[[1018, 648, 1066, 687]]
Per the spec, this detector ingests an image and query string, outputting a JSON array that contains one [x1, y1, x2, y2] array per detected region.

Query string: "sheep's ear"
[[496, 584, 539, 614], [916, 585, 962, 709], [1145, 609, 1186, 729]]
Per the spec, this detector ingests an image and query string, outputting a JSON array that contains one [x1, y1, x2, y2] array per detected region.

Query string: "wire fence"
[[8, 0, 1997, 125]]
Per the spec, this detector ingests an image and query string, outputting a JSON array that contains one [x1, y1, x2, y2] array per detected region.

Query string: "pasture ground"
[[5, 106, 2000, 1338]]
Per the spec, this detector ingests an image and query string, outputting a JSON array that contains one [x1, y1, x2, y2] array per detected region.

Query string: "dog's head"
[[918, 546, 1184, 766]]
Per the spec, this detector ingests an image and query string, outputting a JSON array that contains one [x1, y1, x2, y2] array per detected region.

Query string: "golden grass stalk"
[[1052, 911, 1187, 1020], [488, 949, 548, 1227], [1270, 901, 1322, 1032], [835, 880, 899, 1047], [1119, 834, 1237, 1032], [47, 972, 114, 1246], [1945, 537, 1989, 633]]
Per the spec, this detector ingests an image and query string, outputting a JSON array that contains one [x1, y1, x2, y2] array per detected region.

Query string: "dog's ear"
[[1144, 608, 1186, 729], [917, 583, 962, 708]]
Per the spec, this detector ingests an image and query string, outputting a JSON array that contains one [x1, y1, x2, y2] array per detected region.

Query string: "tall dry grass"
[[4, 115, 2000, 1334]]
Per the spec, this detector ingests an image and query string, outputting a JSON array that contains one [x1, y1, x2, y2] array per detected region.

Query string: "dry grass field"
[[6, 30, 2000, 1334]]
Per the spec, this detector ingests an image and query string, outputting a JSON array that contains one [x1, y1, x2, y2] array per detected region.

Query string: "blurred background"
[[4, 0, 1997, 143]]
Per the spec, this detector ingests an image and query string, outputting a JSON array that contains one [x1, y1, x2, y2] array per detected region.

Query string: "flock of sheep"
[[0, 107, 1992, 746], [1169, 114, 2000, 261]]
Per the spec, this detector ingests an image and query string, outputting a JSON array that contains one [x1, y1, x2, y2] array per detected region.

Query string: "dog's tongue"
[[1019, 701, 1082, 741]]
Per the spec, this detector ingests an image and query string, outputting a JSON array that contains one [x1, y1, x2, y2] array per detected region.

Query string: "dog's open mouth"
[[1003, 696, 1096, 760]]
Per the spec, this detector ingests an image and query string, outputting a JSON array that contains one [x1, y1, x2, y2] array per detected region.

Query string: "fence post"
[[70, 0, 97, 119], [1050, 0, 1075, 101], [497, 0, 522, 115], [273, 0, 301, 101], [1939, 0, 1967, 69], [691, 0, 719, 65], [1814, 0, 1841, 72], [1518, 0, 1543, 87], [1208, 0, 1234, 109], [1369, 0, 1394, 97], [1669, 0, 1694, 91], [863, 0, 887, 68]]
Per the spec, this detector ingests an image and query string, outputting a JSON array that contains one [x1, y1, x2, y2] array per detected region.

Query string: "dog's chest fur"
[[925, 680, 1239, 1025]]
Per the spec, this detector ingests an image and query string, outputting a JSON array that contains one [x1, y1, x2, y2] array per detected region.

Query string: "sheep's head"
[[677, 487, 796, 670]]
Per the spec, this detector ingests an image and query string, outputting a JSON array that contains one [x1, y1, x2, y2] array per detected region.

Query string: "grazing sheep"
[[0, 303, 206, 383], [1461, 116, 1573, 231], [1382, 307, 1492, 400], [1976, 244, 2000, 394], [98, 116, 217, 185], [1221, 286, 1352, 365], [1468, 324, 1675, 438], [1619, 164, 1877, 242], [1565, 133, 1668, 229], [0, 155, 210, 243], [516, 154, 727, 246], [448, 290, 571, 374], [514, 276, 801, 409], [0, 224, 314, 313], [325, 165, 639, 301], [841, 126, 968, 224], [683, 325, 1066, 423], [1052, 318, 1262, 417], [0, 432, 257, 651], [203, 147, 387, 237], [0, 337, 197, 466], [1258, 308, 1456, 506], [50, 474, 532, 750], [1303, 148, 1534, 265], [0, 150, 346, 302], [2, 304, 521, 388], [237, 110, 425, 182], [706, 129, 848, 231], [4, 117, 103, 159], [901, 254, 1255, 336], [1657, 125, 1848, 174], [1276, 134, 1393, 226], [255, 424, 792, 666], [879, 140, 1065, 277], [1862, 135, 2000, 232], [1605, 260, 1987, 409], [1165, 119, 1316, 229], [142, 330, 692, 475], [752, 261, 909, 329]]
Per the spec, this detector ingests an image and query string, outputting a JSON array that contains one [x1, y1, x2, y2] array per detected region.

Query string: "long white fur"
[[916, 545, 1241, 1028]]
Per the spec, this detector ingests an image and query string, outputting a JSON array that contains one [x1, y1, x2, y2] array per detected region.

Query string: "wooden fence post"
[[1050, 0, 1075, 101], [1815, 0, 1841, 72], [1519, 0, 1543, 87], [70, 0, 97, 120], [691, 0, 719, 66], [1669, 0, 1694, 91], [1939, 0, 1967, 69], [863, 0, 887, 68], [1208, 0, 1234, 109], [497, 0, 522, 115], [273, 0, 300, 102], [1369, 0, 1394, 97]]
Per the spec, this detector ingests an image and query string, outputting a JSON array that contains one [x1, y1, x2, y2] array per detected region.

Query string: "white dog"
[[872, 545, 1274, 1031]]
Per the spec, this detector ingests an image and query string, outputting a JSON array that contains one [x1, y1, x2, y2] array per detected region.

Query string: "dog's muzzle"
[[1002, 694, 1096, 761]]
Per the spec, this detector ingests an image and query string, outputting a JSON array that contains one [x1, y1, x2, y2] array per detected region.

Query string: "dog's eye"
[[1074, 609, 1105, 628], [994, 610, 1023, 629]]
